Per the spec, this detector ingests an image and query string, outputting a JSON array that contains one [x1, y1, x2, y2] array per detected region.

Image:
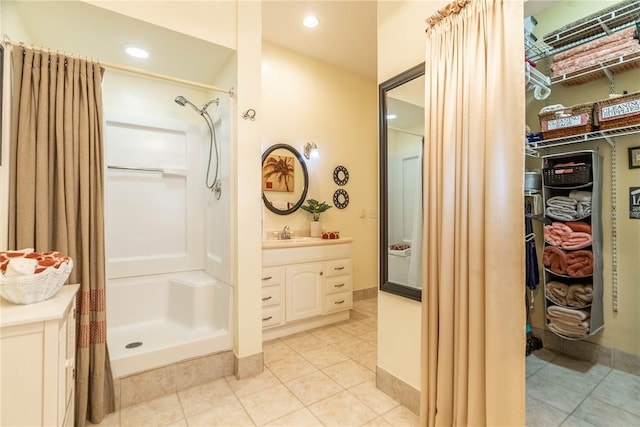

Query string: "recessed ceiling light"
[[303, 15, 319, 28], [123, 44, 149, 59]]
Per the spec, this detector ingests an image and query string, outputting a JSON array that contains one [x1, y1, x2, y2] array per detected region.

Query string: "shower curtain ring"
[[242, 109, 256, 121]]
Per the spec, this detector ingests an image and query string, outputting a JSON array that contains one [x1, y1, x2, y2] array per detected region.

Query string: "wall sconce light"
[[304, 142, 319, 160]]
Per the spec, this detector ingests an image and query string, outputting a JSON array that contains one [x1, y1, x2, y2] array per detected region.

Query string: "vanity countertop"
[[262, 237, 354, 249]]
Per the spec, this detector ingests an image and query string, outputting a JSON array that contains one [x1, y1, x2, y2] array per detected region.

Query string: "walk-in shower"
[[175, 95, 222, 199]]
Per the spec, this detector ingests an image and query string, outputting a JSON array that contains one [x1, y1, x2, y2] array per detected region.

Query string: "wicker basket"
[[539, 103, 594, 140], [595, 91, 640, 130], [543, 164, 592, 186], [0, 259, 73, 305]]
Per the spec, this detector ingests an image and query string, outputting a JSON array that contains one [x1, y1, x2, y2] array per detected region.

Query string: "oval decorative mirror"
[[379, 63, 425, 302], [262, 143, 309, 215]]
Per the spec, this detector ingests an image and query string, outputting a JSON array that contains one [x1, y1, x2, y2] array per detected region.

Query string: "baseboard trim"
[[376, 366, 421, 415], [353, 287, 378, 301]]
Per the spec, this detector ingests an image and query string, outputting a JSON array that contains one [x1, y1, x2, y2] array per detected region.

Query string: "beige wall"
[[261, 42, 379, 292], [376, 0, 446, 392], [526, 2, 640, 357]]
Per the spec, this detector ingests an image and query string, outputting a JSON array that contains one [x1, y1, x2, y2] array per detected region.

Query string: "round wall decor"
[[333, 189, 349, 209], [333, 166, 349, 186]]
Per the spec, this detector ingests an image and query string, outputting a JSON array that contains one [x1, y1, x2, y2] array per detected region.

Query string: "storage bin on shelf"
[[595, 91, 640, 130], [543, 163, 592, 187], [0, 250, 73, 305], [539, 103, 595, 140]]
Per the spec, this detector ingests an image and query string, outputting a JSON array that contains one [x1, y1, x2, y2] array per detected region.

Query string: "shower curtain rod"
[[388, 126, 424, 138], [3, 37, 234, 96]]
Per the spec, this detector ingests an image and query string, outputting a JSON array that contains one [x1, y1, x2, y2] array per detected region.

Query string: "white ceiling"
[[262, 1, 377, 80], [7, 1, 378, 84], [8, 1, 554, 87]]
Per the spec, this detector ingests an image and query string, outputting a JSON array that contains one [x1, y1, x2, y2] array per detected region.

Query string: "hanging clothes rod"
[[3, 37, 234, 96]]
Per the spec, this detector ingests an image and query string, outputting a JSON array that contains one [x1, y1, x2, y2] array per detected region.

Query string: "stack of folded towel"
[[547, 305, 590, 338], [545, 191, 592, 220], [545, 281, 593, 308], [549, 26, 640, 79], [543, 246, 593, 278], [544, 221, 592, 250]]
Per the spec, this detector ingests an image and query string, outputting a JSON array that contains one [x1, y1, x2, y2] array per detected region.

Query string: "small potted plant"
[[301, 199, 332, 237]]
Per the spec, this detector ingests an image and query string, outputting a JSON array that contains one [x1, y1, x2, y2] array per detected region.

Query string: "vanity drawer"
[[325, 259, 351, 277], [324, 275, 352, 295], [324, 291, 352, 314], [262, 285, 282, 307], [262, 305, 283, 328], [262, 267, 284, 287]]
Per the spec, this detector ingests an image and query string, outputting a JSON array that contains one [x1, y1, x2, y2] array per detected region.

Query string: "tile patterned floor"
[[93, 297, 640, 426], [93, 298, 420, 426], [526, 348, 640, 427]]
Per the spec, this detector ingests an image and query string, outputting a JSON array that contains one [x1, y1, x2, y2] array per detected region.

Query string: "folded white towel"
[[569, 190, 592, 202], [546, 208, 577, 221], [547, 196, 578, 207], [4, 257, 38, 277]]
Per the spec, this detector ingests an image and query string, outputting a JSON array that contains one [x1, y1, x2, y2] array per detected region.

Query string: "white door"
[[286, 263, 323, 321]]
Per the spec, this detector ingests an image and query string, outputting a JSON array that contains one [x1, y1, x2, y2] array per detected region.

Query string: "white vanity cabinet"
[[261, 266, 286, 328], [0, 284, 80, 427], [262, 239, 353, 338], [286, 262, 324, 321]]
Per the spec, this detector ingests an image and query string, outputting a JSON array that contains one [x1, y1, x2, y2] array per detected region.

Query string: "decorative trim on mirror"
[[379, 63, 425, 302], [262, 143, 309, 215]]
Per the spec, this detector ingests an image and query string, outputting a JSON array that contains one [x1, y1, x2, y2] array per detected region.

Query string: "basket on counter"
[[543, 164, 592, 186], [0, 250, 73, 305], [539, 103, 595, 140], [595, 91, 640, 130]]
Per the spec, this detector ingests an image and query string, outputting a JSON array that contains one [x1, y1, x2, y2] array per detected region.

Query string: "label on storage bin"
[[599, 99, 640, 121], [544, 114, 585, 131]]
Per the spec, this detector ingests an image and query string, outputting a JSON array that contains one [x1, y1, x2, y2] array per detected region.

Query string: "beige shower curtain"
[[420, 0, 526, 426], [9, 46, 115, 426]]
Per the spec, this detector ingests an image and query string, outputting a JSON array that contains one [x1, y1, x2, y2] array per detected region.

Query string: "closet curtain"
[[420, 0, 526, 425], [9, 46, 115, 426]]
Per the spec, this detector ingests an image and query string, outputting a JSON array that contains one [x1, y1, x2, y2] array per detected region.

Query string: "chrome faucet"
[[279, 225, 291, 240]]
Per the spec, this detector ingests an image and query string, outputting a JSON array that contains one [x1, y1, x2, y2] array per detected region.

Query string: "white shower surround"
[[106, 271, 232, 378], [102, 72, 233, 378]]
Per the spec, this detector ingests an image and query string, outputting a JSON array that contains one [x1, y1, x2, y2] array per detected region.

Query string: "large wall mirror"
[[379, 63, 425, 301], [262, 143, 309, 215]]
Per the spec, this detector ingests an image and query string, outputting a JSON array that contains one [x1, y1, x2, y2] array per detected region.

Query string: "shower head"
[[174, 96, 219, 115], [174, 95, 202, 114]]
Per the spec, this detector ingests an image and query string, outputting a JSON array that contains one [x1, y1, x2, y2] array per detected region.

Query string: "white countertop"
[[262, 237, 354, 249], [0, 284, 80, 328]]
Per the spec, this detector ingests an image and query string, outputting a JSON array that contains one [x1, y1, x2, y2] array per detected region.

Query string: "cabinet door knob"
[[262, 276, 272, 281], [320, 271, 323, 276], [334, 300, 345, 304], [262, 316, 273, 321], [262, 296, 272, 301]]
